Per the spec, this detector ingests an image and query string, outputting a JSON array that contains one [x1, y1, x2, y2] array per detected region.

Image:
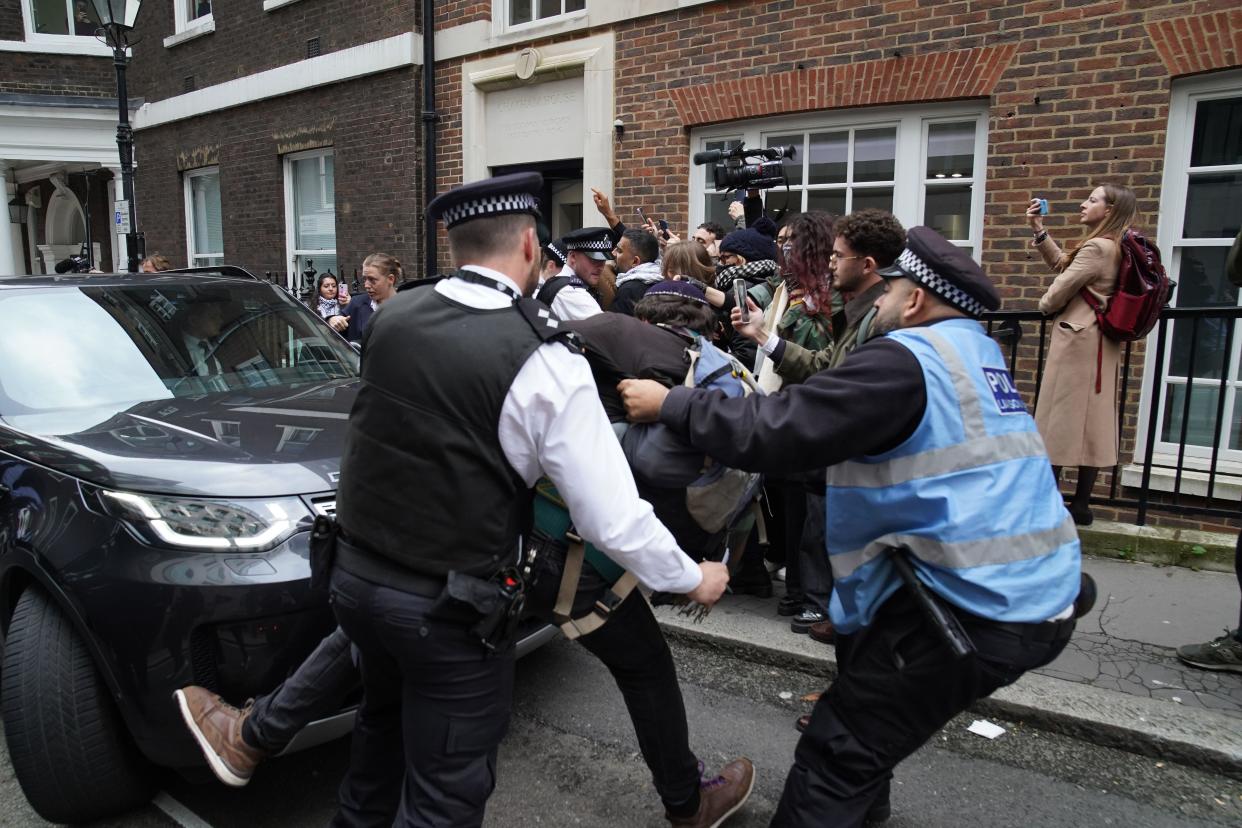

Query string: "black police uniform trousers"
[[770, 587, 1073, 827], [326, 556, 701, 828]]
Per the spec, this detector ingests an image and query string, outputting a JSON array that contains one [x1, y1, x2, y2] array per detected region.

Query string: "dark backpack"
[[1080, 229, 1170, 343]]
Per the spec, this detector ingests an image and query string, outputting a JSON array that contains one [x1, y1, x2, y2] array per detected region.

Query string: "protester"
[[311, 272, 349, 320], [331, 253, 400, 343], [1027, 184, 1137, 525], [325, 172, 735, 826], [693, 221, 727, 264], [620, 226, 1081, 826], [610, 229, 664, 315], [140, 253, 171, 273]]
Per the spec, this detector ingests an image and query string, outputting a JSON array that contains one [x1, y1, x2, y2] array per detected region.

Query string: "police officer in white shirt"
[[327, 173, 735, 828], [536, 225, 611, 320]]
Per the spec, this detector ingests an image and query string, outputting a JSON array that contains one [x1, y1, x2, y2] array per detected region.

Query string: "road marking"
[[152, 792, 215, 828]]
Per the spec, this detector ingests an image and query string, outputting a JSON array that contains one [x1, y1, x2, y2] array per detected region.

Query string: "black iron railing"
[[981, 306, 1242, 526]]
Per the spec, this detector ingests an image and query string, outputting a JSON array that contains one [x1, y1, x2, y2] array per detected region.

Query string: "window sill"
[[1120, 462, 1242, 501], [0, 37, 116, 57], [164, 18, 215, 49], [263, 0, 307, 10]]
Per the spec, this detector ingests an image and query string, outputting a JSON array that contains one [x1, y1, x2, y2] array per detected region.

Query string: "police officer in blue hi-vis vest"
[[619, 226, 1082, 828]]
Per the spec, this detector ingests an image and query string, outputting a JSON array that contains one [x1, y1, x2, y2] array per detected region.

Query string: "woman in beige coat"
[[1027, 183, 1138, 525]]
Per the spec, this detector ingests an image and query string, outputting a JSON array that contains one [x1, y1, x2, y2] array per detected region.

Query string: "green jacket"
[[748, 276, 834, 353], [775, 280, 885, 383]]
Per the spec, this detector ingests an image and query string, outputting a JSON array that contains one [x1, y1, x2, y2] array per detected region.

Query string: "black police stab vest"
[[335, 278, 554, 578]]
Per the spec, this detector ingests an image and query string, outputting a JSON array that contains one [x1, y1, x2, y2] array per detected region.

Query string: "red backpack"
[[1079, 229, 1170, 392]]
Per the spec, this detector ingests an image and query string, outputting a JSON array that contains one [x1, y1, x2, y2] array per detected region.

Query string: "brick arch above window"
[[669, 45, 1019, 129], [1146, 9, 1242, 80]]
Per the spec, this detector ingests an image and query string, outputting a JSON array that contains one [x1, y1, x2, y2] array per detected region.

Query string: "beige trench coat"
[[1034, 235, 1120, 468]]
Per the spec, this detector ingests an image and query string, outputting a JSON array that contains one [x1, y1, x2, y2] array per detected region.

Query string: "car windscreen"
[[0, 281, 360, 416]]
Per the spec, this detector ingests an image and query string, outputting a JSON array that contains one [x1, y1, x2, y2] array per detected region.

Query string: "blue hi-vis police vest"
[[824, 319, 1081, 635]]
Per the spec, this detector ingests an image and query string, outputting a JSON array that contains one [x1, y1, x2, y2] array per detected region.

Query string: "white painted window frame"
[[688, 102, 987, 259], [174, 0, 213, 33], [19, 0, 104, 49], [1126, 69, 1242, 496], [494, 0, 587, 35], [183, 166, 223, 268], [283, 148, 337, 289]]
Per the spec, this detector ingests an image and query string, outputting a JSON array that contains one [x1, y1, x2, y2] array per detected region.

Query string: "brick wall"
[[0, 0, 115, 98], [133, 68, 422, 285], [127, 0, 417, 105]]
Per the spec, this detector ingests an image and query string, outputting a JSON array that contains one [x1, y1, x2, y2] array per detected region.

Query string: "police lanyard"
[[456, 271, 521, 302]]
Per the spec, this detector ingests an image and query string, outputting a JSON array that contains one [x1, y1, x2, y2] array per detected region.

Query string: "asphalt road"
[[3, 636, 1240, 827]]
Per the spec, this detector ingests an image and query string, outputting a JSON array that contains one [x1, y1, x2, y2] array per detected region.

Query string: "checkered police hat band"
[[442, 193, 539, 227], [567, 238, 612, 252], [896, 248, 986, 318]]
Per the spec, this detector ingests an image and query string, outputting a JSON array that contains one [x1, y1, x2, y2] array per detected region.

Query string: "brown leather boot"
[[174, 686, 266, 786], [666, 757, 755, 827], [808, 619, 836, 644]]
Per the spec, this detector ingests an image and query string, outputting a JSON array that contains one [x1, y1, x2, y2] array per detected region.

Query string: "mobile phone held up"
[[657, 219, 670, 240], [733, 278, 749, 323], [1036, 198, 1049, 216]]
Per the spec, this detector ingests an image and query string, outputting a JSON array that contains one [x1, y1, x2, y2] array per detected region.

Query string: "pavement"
[[655, 554, 1242, 780]]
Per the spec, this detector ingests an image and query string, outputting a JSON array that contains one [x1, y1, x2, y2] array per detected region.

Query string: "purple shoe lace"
[[696, 760, 729, 791]]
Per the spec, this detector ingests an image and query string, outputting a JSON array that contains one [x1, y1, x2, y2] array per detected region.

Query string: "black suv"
[[0, 269, 555, 824]]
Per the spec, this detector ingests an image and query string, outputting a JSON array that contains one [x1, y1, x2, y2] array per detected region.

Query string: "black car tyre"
[[1, 587, 156, 823]]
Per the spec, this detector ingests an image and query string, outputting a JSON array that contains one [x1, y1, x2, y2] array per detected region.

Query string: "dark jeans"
[[797, 491, 832, 614], [770, 589, 1072, 827], [526, 553, 702, 812], [243, 625, 357, 754], [330, 566, 514, 828]]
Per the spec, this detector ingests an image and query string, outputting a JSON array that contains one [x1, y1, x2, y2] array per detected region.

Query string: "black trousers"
[[329, 566, 513, 828], [244, 625, 357, 754], [770, 589, 1073, 828]]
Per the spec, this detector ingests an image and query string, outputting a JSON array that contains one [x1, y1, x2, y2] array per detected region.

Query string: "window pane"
[[1190, 97, 1242, 168], [765, 189, 802, 216], [806, 190, 845, 217], [1162, 383, 1224, 447], [73, 0, 99, 34], [924, 184, 972, 240], [807, 132, 847, 185], [1170, 247, 1235, 381], [509, 0, 532, 25], [853, 128, 896, 182], [292, 155, 336, 252], [538, 0, 559, 18], [188, 1, 212, 22], [852, 187, 893, 213], [767, 134, 805, 187], [926, 121, 975, 179], [1183, 173, 1242, 239], [32, 0, 70, 34], [703, 196, 733, 231], [566, 0, 585, 9], [296, 255, 339, 286], [190, 173, 223, 258]]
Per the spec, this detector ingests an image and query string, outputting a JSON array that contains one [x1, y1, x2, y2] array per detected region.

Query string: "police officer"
[[538, 225, 612, 319], [328, 172, 730, 828], [620, 226, 1081, 827]]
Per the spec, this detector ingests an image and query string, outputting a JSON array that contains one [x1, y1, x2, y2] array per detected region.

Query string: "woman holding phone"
[[1027, 184, 1137, 525]]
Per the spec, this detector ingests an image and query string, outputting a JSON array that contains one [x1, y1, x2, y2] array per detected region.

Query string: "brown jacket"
[[1034, 235, 1120, 467]]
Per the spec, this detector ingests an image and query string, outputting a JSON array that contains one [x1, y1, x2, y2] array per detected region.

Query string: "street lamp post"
[[90, 0, 144, 272]]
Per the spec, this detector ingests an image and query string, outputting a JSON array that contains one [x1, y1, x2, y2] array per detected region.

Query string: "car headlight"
[[100, 490, 308, 552]]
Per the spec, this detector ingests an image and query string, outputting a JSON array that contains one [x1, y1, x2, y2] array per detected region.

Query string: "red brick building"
[[126, 0, 1242, 527]]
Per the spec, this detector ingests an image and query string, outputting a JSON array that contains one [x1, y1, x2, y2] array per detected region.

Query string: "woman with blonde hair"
[[1027, 183, 1138, 525], [331, 253, 402, 344]]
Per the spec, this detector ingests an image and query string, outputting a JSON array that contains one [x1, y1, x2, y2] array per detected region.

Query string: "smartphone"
[[636, 207, 649, 225], [1036, 198, 1049, 216], [733, 279, 749, 322], [657, 219, 670, 240]]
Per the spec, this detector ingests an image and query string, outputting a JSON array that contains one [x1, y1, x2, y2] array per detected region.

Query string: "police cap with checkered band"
[[876, 225, 1000, 318], [562, 226, 614, 261], [427, 172, 544, 230]]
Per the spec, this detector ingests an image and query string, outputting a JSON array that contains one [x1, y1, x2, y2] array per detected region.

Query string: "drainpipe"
[[422, 0, 439, 278]]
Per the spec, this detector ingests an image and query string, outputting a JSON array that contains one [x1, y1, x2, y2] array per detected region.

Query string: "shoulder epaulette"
[[515, 297, 583, 355], [396, 275, 445, 293]]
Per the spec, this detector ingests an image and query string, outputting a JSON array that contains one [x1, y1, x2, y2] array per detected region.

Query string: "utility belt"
[[311, 515, 527, 653], [887, 545, 1089, 659]]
